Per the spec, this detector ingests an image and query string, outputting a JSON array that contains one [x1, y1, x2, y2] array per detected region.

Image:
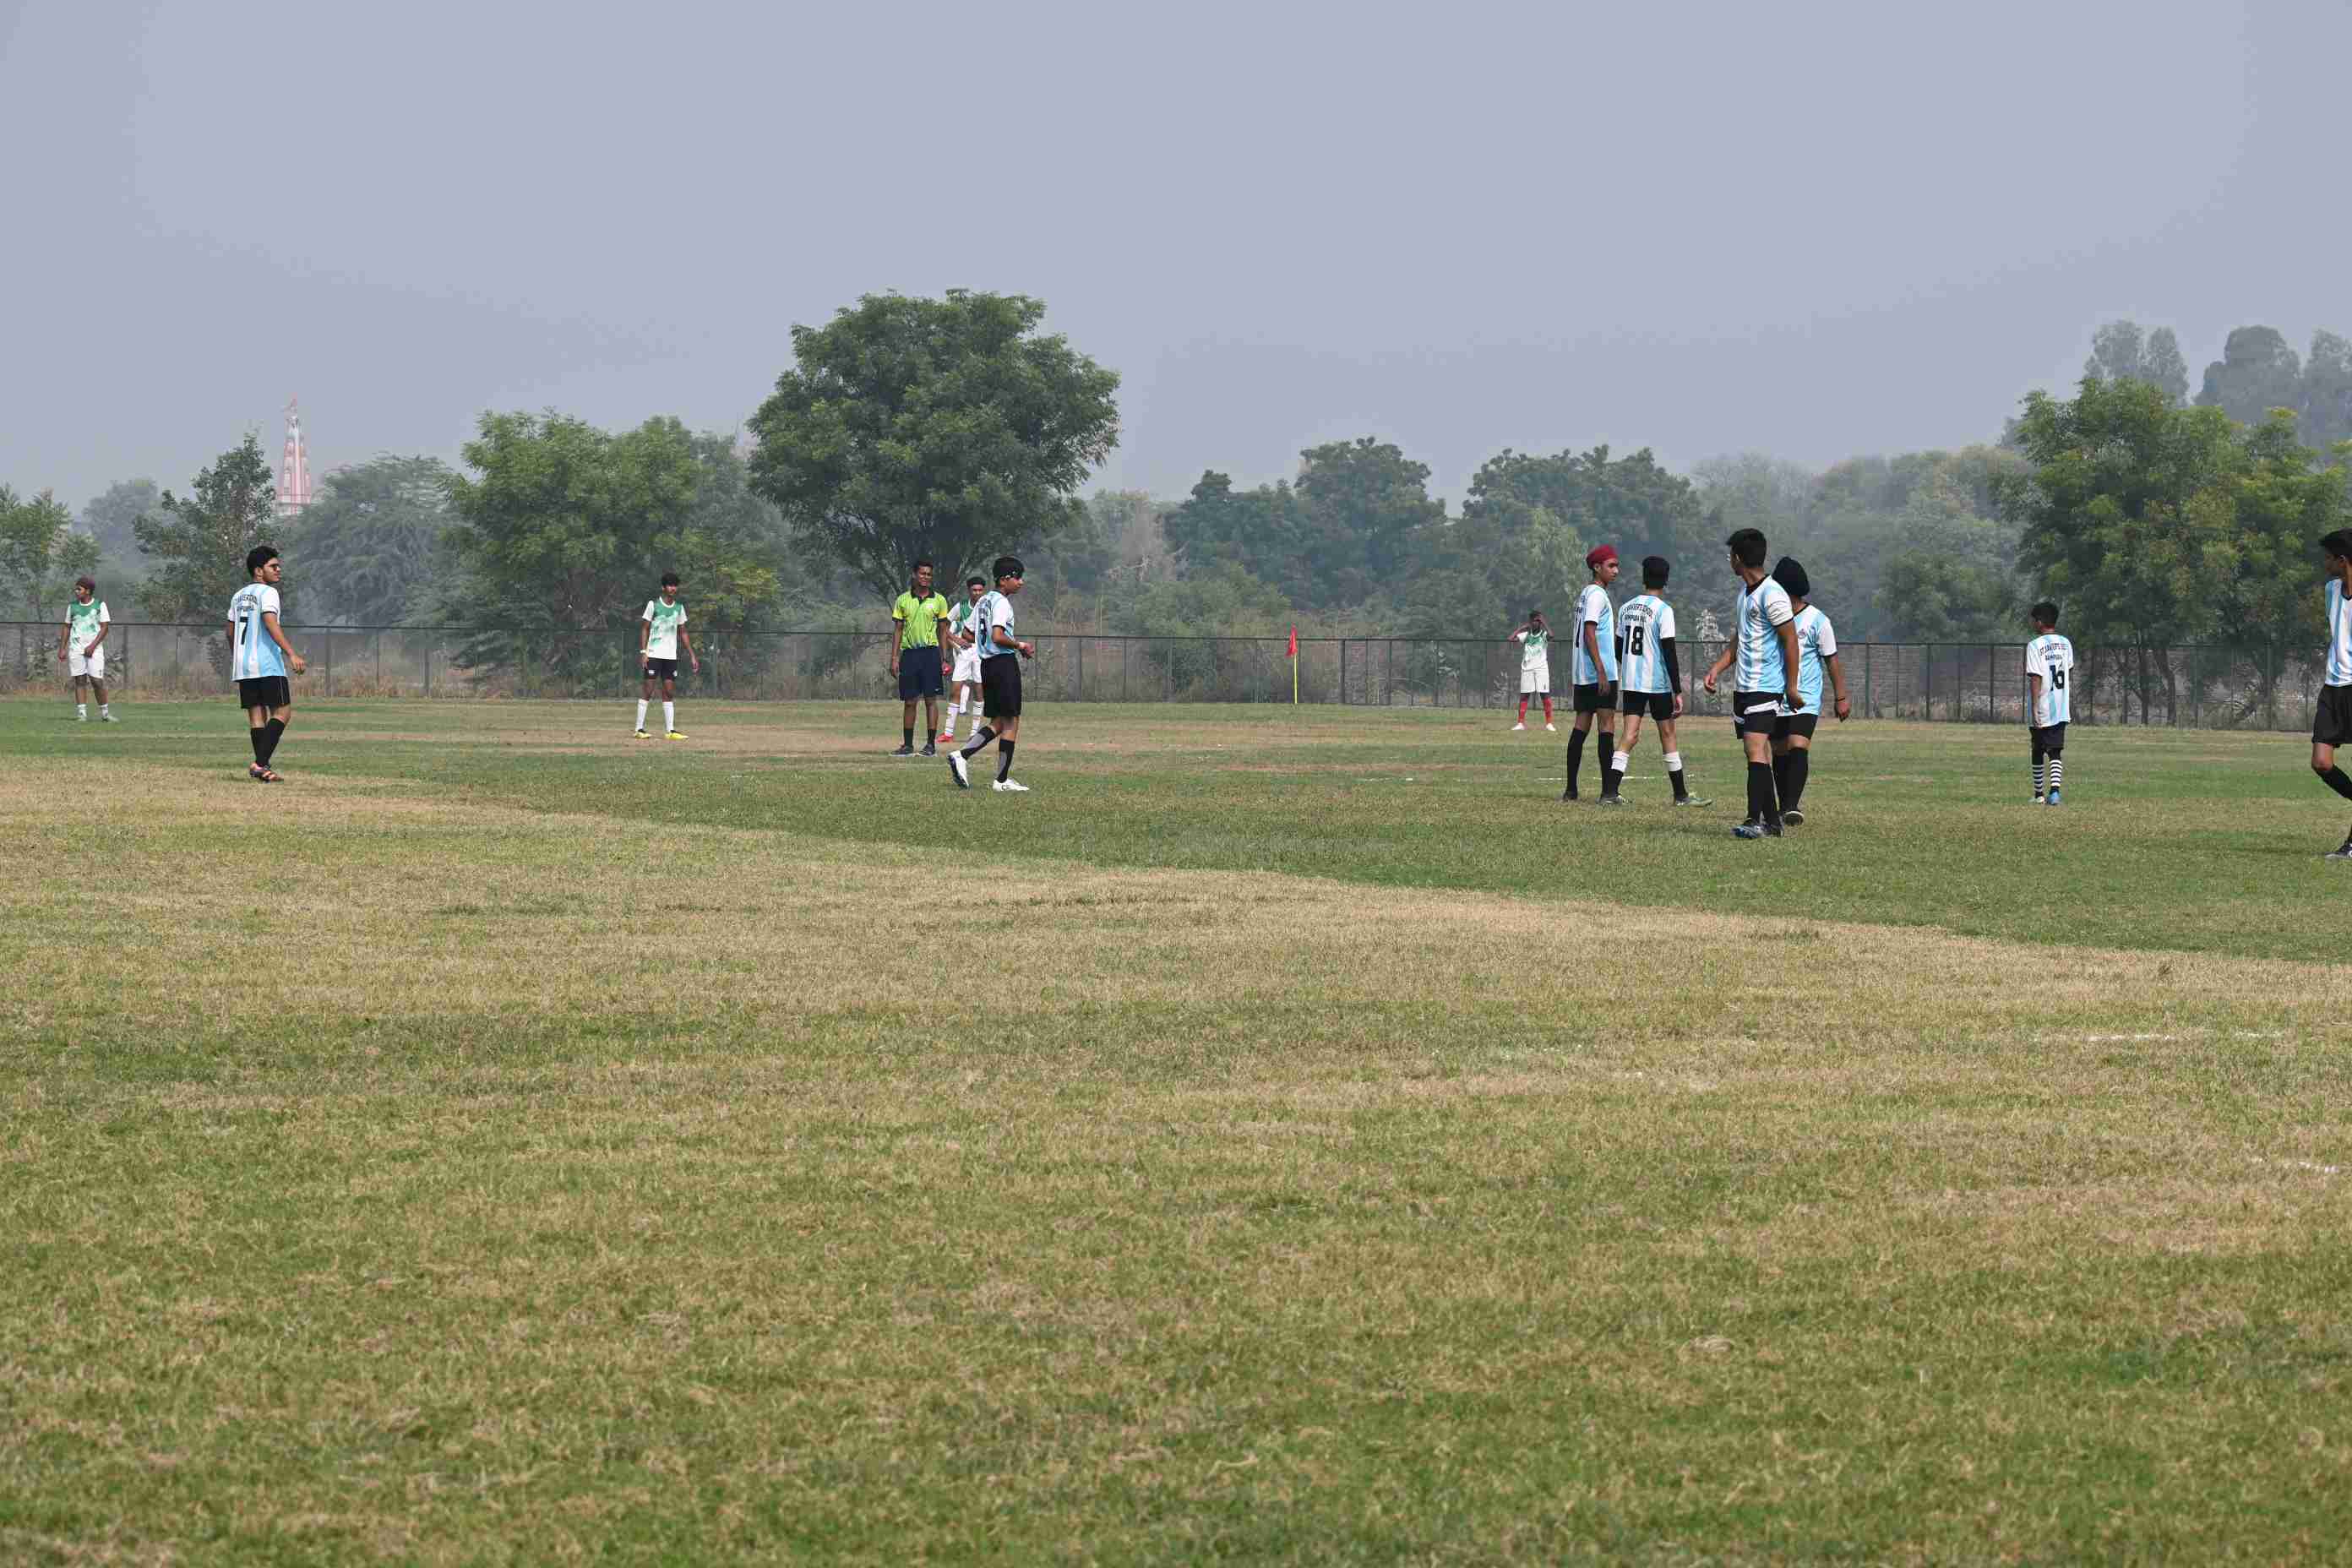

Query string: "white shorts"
[[1519, 664, 1549, 695], [68, 648, 105, 681], [951, 647, 983, 685]]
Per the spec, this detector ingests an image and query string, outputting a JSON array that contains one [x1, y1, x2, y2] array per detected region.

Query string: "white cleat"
[[1511, 721, 1527, 731], [993, 779, 1030, 792], [1544, 722, 1557, 732]]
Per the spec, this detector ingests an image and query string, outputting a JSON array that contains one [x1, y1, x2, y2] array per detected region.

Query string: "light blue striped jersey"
[[2328, 579, 2351, 687], [1572, 582, 1616, 683], [1616, 595, 1676, 694], [1733, 577, 1794, 692], [226, 583, 287, 680], [1789, 605, 1838, 716], [972, 590, 1017, 659], [2025, 632, 2075, 727]]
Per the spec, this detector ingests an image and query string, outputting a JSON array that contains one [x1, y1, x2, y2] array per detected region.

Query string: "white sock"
[[663, 701, 675, 731], [635, 699, 648, 728], [1612, 751, 1631, 772], [76, 702, 86, 716], [99, 703, 109, 716]]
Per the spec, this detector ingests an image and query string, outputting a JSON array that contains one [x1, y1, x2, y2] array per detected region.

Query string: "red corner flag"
[[1288, 625, 1298, 658]]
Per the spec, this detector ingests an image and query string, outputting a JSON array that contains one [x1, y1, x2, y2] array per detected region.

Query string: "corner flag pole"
[[1289, 625, 1298, 705]]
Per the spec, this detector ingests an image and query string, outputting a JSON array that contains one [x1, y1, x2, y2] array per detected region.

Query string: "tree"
[[79, 478, 160, 581], [136, 435, 280, 677], [2298, 329, 2352, 451], [2000, 377, 2242, 721], [2, 487, 100, 678], [2207, 412, 2350, 722], [2197, 326, 2304, 427], [2084, 320, 2190, 406], [1289, 438, 1446, 607], [439, 411, 704, 690], [286, 455, 455, 625], [746, 291, 1120, 599], [1465, 445, 1709, 575], [1161, 471, 1309, 592], [1113, 562, 1293, 696]]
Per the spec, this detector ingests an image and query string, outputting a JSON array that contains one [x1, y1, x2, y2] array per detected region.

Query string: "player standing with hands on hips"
[[2310, 529, 2352, 859], [1701, 529, 1802, 839], [59, 575, 116, 723], [948, 557, 1035, 792]]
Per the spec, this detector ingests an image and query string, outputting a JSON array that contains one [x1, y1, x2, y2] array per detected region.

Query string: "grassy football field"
[[3, 698, 2349, 1565]]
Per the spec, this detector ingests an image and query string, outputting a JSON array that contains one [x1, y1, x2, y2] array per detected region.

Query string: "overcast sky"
[[4, 0, 2347, 512]]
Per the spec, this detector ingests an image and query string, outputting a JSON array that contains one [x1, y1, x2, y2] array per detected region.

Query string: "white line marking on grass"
[[2258, 1158, 2341, 1177]]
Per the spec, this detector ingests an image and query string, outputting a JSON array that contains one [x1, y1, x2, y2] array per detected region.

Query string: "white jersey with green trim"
[[642, 597, 688, 659]]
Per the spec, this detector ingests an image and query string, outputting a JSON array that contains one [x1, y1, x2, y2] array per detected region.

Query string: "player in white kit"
[[2310, 530, 2352, 859], [1608, 556, 1705, 806], [1510, 610, 1554, 732], [2023, 601, 2077, 807], [940, 576, 987, 743], [57, 576, 116, 722]]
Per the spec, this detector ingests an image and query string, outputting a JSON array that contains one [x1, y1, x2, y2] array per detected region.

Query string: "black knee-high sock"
[[2032, 739, 2047, 798], [996, 740, 1015, 781], [1748, 760, 1778, 823], [1783, 749, 1810, 810], [2320, 765, 2352, 802], [250, 727, 268, 764], [1565, 727, 1588, 796], [1598, 731, 1617, 796], [259, 717, 286, 765], [959, 725, 996, 760]]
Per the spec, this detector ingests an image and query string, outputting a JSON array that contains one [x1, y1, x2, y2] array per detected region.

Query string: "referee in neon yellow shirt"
[[890, 559, 953, 755]]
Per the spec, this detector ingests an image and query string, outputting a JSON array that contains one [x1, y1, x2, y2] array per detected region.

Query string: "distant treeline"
[[4, 312, 2346, 703]]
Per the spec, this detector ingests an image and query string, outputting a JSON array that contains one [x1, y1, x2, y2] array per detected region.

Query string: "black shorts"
[[897, 650, 944, 700], [1731, 691, 1782, 738], [1774, 712, 1820, 741], [1619, 689, 1672, 721], [641, 656, 678, 682], [1571, 682, 1612, 715], [236, 676, 290, 710], [2031, 722, 2067, 756], [981, 655, 1022, 720], [2316, 684, 2352, 748]]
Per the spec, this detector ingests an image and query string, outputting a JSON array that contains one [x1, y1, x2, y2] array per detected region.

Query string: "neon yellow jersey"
[[893, 591, 950, 650]]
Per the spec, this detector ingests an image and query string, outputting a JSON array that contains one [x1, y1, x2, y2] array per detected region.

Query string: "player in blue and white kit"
[[1562, 546, 1620, 802], [1701, 529, 1802, 839], [226, 544, 307, 782], [2023, 602, 2077, 807], [2311, 529, 2352, 859], [1768, 558, 1849, 827], [1605, 556, 1707, 807]]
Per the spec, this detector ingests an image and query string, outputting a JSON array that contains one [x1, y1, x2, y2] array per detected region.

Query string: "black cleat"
[[1598, 794, 1624, 807], [2327, 832, 2352, 862], [1780, 807, 1804, 826], [920, 741, 937, 757], [891, 743, 915, 757], [1764, 819, 1783, 836]]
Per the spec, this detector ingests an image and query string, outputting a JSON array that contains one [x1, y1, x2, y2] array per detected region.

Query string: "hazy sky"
[[5, 0, 2348, 512]]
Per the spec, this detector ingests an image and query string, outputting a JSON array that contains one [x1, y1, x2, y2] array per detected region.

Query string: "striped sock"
[[2049, 758, 2063, 792], [2033, 760, 2044, 798]]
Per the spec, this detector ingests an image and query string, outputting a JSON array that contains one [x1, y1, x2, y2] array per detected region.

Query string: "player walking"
[[2023, 601, 2076, 807], [57, 576, 116, 723], [890, 561, 952, 757], [227, 545, 306, 782], [1510, 610, 1554, 732], [1562, 546, 1620, 801], [634, 573, 696, 739], [1609, 556, 1705, 806], [1768, 558, 1849, 827], [1701, 530, 1802, 839], [948, 556, 1035, 792], [2310, 530, 2352, 858], [939, 576, 987, 743]]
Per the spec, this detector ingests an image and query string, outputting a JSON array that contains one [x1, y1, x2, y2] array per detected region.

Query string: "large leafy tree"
[[136, 436, 282, 668], [2000, 377, 2241, 720], [1161, 471, 1309, 592], [439, 411, 704, 688], [746, 291, 1120, 598], [0, 486, 97, 678], [1288, 438, 1446, 608], [1465, 445, 1709, 577], [2206, 411, 2350, 721], [286, 455, 455, 625], [79, 478, 161, 581]]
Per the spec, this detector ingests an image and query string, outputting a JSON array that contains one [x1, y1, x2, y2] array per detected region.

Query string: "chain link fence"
[[2, 622, 2333, 731]]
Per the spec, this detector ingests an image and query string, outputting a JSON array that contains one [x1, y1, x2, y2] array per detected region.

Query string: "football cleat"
[[1781, 807, 1805, 826], [993, 778, 1030, 792], [666, 730, 689, 740], [101, 712, 117, 722], [1598, 794, 1625, 807], [2046, 788, 2061, 806], [1511, 721, 1527, 731], [948, 753, 970, 789], [891, 743, 915, 757], [1673, 795, 1711, 808], [921, 742, 937, 757], [1733, 821, 1766, 840], [1544, 722, 1557, 732], [634, 728, 651, 739], [2326, 833, 2352, 861]]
